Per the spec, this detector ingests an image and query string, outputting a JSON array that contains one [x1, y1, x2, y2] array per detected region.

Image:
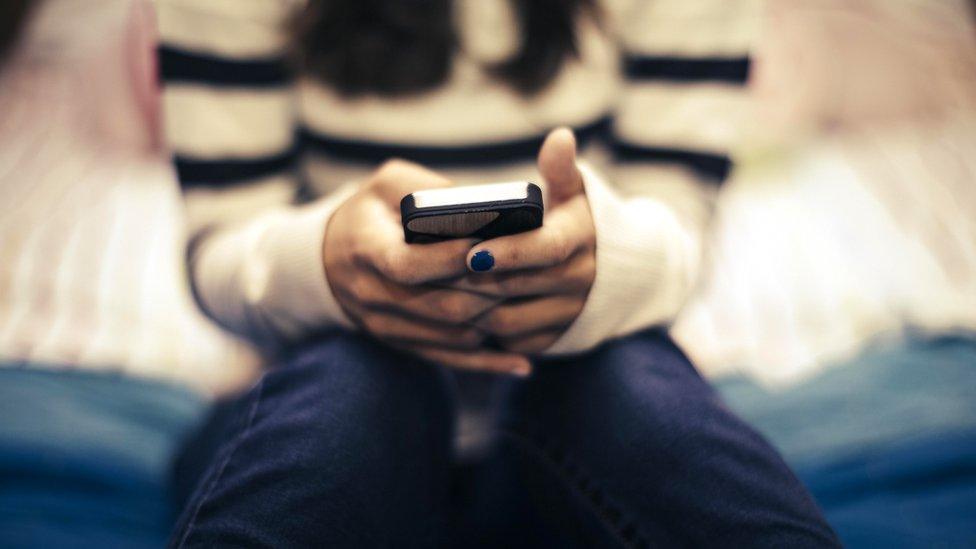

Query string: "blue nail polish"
[[470, 250, 494, 272]]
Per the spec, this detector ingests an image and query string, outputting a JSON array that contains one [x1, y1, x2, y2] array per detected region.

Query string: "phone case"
[[400, 182, 544, 243]]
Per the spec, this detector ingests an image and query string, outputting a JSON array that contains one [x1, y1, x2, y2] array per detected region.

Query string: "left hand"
[[446, 128, 596, 354], [324, 159, 530, 376]]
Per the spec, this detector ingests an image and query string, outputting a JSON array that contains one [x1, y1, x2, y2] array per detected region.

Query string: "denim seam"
[[496, 427, 649, 548], [176, 378, 266, 548]]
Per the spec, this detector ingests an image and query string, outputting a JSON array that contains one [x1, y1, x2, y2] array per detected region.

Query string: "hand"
[[448, 128, 596, 354], [323, 159, 532, 375]]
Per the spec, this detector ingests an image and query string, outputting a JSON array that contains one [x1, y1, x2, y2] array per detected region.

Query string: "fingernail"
[[512, 363, 531, 377], [470, 250, 494, 272]]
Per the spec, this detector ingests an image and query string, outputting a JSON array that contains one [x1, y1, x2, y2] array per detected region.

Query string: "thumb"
[[538, 127, 584, 208]]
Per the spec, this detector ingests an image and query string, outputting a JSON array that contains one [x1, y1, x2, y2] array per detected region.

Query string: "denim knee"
[[498, 329, 784, 501], [172, 334, 456, 547], [489, 332, 837, 549], [499, 329, 726, 462], [260, 333, 456, 458]]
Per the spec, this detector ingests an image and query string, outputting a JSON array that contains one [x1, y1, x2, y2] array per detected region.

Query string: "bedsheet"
[[717, 334, 976, 547]]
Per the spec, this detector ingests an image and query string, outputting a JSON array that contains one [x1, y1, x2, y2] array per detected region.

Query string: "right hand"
[[323, 159, 532, 376]]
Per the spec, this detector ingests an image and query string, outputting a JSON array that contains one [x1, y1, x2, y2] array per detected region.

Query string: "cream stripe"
[[620, 0, 761, 56], [297, 60, 616, 145], [183, 174, 296, 233], [300, 154, 542, 198], [164, 85, 295, 158], [155, 0, 292, 58], [609, 163, 716, 230], [615, 83, 751, 153]]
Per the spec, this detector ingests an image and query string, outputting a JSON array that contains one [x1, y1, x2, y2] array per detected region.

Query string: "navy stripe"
[[611, 141, 731, 182], [158, 45, 290, 88], [174, 149, 297, 187], [624, 56, 750, 84], [301, 116, 611, 167]]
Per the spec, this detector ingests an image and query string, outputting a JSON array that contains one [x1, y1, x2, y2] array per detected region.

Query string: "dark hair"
[[0, 0, 34, 68], [291, 0, 596, 97]]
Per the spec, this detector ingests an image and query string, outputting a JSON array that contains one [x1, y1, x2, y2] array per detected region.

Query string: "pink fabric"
[[0, 0, 259, 394], [125, 0, 162, 149], [752, 0, 976, 141]]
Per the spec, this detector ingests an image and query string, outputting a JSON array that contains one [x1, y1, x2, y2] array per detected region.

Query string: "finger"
[[353, 194, 474, 284], [465, 200, 588, 274], [344, 273, 501, 323], [442, 252, 594, 298], [358, 310, 485, 349], [538, 127, 584, 208], [477, 295, 583, 338], [367, 235, 478, 284], [498, 331, 563, 355], [370, 158, 453, 204], [404, 345, 532, 376]]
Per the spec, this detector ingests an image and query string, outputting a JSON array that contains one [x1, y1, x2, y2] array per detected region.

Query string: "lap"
[[173, 330, 838, 547]]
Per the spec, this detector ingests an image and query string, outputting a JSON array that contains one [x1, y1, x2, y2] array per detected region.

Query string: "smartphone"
[[400, 181, 543, 243]]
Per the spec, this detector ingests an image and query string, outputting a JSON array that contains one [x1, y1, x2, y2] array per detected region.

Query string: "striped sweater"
[[0, 0, 760, 395], [158, 0, 759, 355]]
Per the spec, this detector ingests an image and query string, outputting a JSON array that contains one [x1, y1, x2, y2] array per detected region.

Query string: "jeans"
[[169, 330, 839, 547]]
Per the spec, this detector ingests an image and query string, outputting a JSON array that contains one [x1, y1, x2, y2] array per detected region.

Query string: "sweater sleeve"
[[544, 0, 759, 355], [157, 0, 353, 349]]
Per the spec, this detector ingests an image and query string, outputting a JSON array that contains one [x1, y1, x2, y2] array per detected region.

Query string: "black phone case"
[[400, 183, 544, 243]]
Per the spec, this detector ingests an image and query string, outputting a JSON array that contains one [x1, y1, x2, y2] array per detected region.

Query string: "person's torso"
[[292, 3, 622, 197]]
